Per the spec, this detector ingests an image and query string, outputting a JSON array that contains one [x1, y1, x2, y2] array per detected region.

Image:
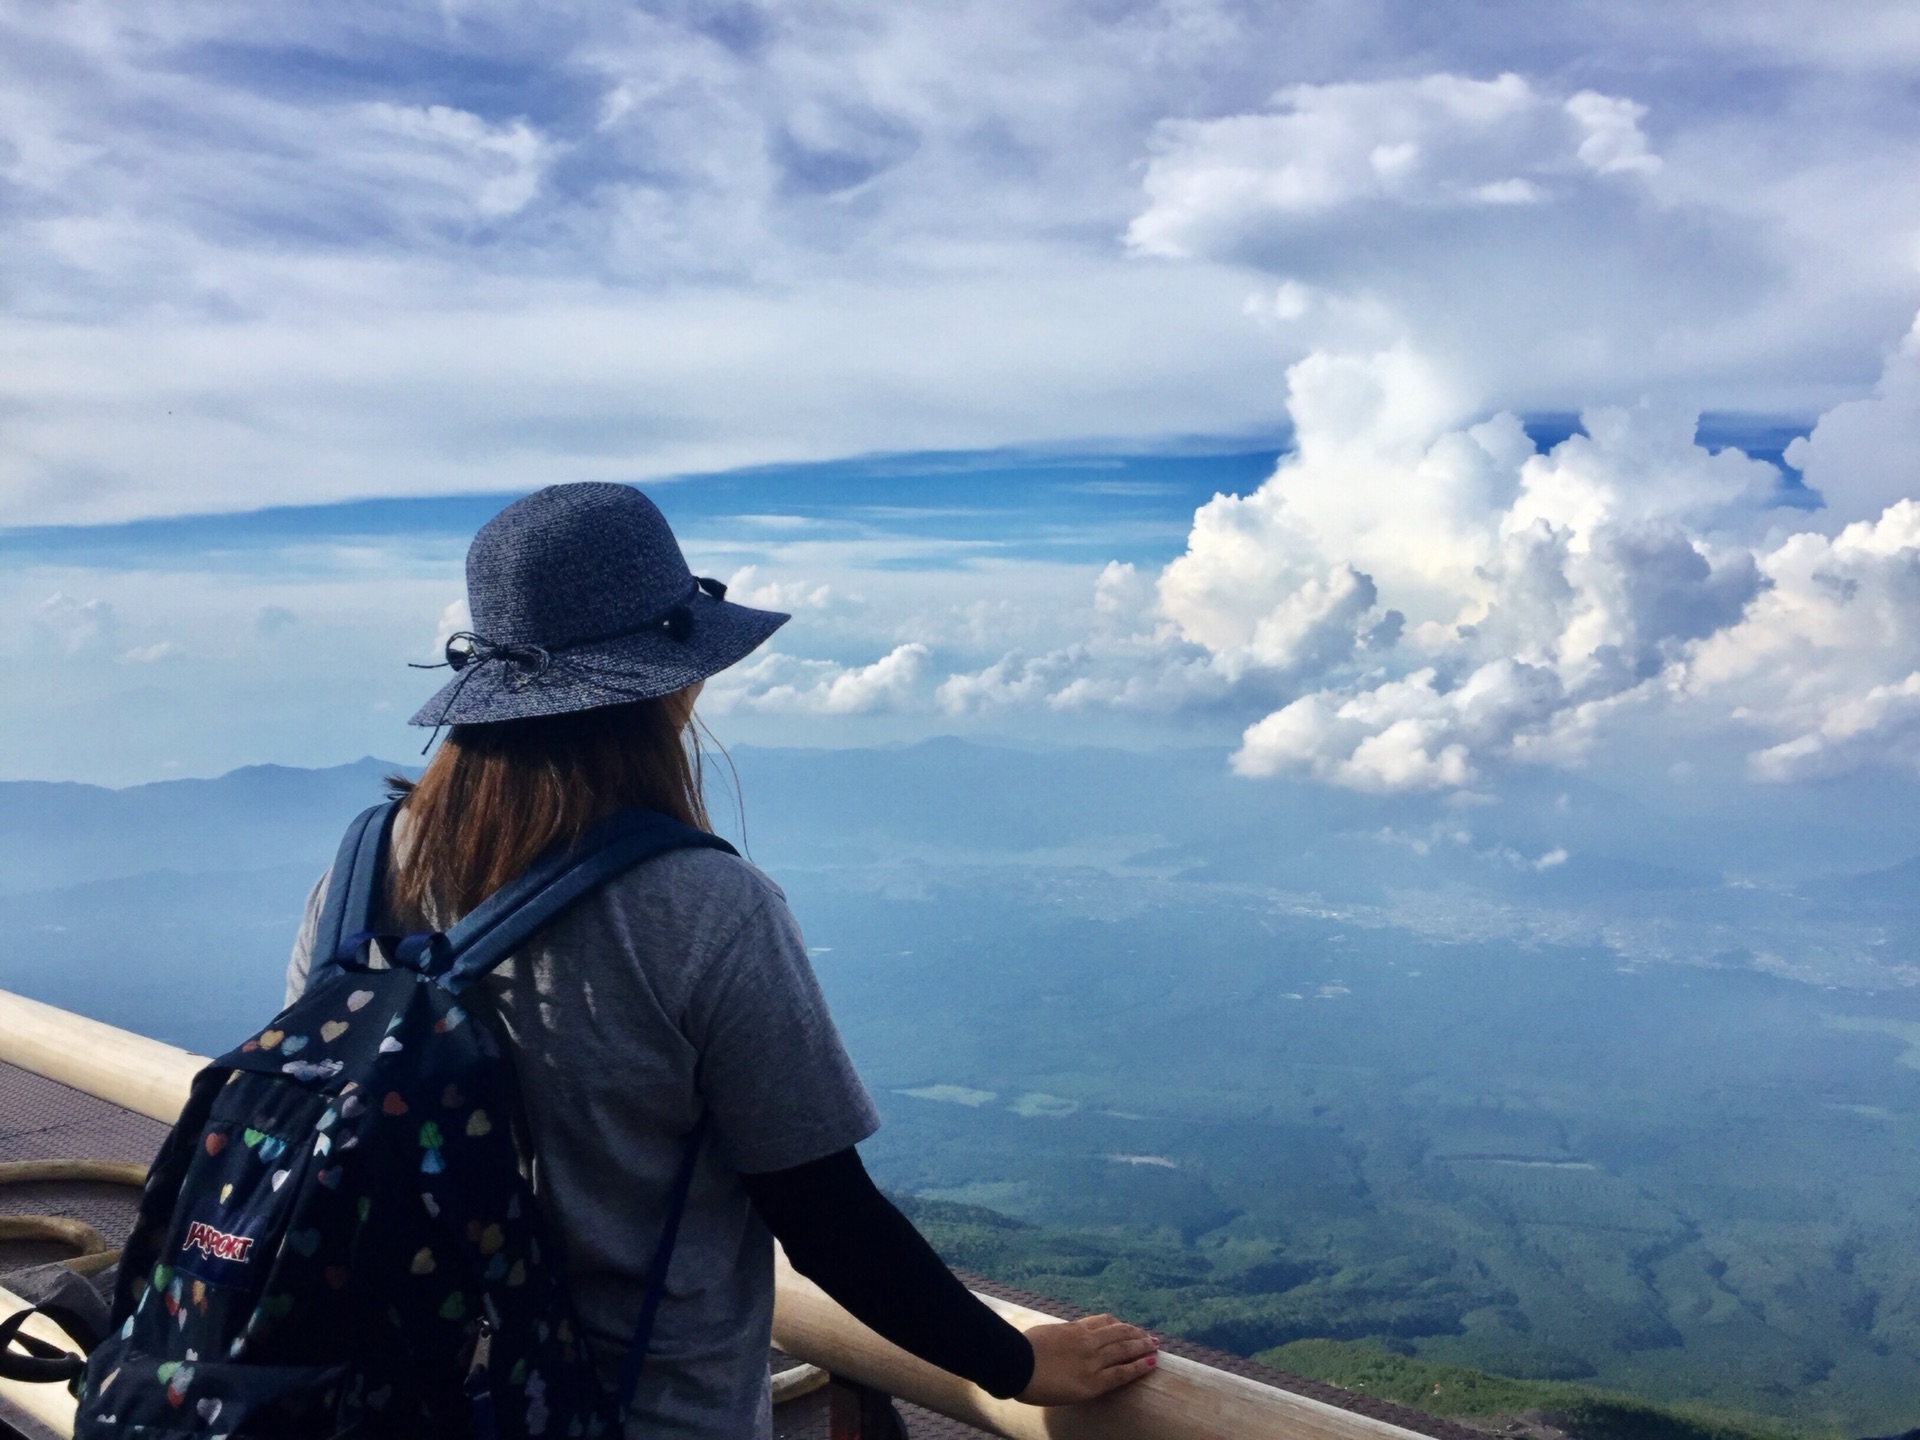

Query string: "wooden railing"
[[0, 988, 1424, 1440]]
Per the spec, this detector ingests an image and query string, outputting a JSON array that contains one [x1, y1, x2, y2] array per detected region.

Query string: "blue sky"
[[3, 2, 1919, 799]]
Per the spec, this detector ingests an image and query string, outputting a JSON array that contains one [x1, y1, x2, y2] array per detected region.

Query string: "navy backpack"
[[63, 800, 735, 1438]]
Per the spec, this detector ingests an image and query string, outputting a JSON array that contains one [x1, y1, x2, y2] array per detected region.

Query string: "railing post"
[[828, 1375, 904, 1440]]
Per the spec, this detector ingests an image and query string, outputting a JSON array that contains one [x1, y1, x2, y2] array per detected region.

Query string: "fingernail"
[[1145, 1356, 1156, 1367]]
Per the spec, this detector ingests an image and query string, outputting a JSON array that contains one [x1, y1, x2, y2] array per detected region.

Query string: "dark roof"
[[0, 1062, 168, 1274], [1, 1061, 1478, 1440], [1, 1062, 172, 1440]]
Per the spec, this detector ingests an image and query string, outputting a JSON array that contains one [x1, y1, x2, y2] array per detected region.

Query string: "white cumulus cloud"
[[35, 592, 117, 656], [933, 319, 1920, 791], [1206, 376, 1779, 788], [1121, 63, 1917, 417], [1565, 91, 1663, 176], [724, 566, 837, 612], [1153, 340, 1769, 788], [705, 643, 930, 716], [1126, 73, 1656, 261], [1783, 312, 1920, 528], [1692, 499, 1920, 780]]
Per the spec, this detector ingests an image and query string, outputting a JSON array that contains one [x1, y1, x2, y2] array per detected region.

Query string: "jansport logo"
[[182, 1221, 254, 1263]]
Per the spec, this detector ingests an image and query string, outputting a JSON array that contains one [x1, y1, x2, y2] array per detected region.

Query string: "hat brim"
[[409, 592, 788, 727]]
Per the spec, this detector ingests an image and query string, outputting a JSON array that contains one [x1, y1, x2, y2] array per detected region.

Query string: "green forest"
[[902, 1195, 1826, 1440]]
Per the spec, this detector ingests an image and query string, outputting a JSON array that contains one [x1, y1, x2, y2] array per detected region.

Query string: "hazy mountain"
[[1799, 852, 1920, 905], [3, 741, 1916, 1027], [0, 758, 399, 894]]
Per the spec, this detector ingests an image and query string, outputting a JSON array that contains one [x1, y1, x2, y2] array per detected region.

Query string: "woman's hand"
[[1016, 1315, 1159, 1406]]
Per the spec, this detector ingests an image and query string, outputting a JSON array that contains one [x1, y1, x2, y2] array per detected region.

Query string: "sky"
[[2, 0, 1919, 804]]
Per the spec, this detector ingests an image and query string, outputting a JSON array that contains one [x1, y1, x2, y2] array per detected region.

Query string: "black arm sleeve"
[[740, 1148, 1036, 1400]]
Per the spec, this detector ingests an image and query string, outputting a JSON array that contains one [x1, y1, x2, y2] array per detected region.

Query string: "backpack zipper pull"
[[465, 1318, 497, 1440]]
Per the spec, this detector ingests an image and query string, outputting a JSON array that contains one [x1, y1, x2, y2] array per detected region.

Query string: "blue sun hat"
[[409, 483, 788, 729]]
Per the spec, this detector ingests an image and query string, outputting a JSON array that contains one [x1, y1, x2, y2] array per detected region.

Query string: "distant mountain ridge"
[[6, 740, 1919, 908], [0, 758, 401, 894], [4, 740, 1431, 896], [1799, 851, 1920, 905], [3, 741, 1917, 1014]]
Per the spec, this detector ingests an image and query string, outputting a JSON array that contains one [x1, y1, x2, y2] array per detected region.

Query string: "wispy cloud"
[[0, 4, 1915, 525]]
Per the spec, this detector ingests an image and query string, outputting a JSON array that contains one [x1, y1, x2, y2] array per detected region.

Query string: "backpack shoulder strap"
[[614, 1114, 706, 1419], [437, 810, 738, 994], [311, 800, 403, 983], [0, 1302, 99, 1385]]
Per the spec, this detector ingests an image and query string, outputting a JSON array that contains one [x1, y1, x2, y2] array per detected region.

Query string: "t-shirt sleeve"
[[284, 869, 329, 1007], [685, 886, 881, 1175]]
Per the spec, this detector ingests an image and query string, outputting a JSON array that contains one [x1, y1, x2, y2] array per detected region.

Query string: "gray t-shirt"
[[285, 844, 880, 1440]]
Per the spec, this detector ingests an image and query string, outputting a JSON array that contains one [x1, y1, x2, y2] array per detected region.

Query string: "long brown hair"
[[386, 689, 709, 926]]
